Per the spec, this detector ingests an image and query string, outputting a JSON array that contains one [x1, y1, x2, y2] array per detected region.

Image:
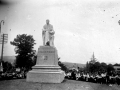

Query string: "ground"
[[0, 79, 120, 90]]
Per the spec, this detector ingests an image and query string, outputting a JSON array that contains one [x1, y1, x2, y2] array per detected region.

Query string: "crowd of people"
[[1, 67, 120, 86], [65, 69, 120, 86], [0, 71, 26, 80]]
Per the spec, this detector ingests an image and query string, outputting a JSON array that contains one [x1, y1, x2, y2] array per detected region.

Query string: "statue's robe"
[[43, 24, 54, 46]]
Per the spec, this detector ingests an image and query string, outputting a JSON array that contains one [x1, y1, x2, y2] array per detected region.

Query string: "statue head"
[[46, 19, 50, 25]]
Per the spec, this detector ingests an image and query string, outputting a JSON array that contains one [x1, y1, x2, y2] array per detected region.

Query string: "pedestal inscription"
[[36, 46, 58, 66]]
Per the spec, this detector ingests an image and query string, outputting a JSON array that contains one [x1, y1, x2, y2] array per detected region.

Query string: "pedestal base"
[[26, 65, 65, 83], [26, 46, 65, 83]]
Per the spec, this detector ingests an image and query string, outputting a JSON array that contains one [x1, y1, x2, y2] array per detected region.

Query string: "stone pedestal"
[[26, 46, 65, 83]]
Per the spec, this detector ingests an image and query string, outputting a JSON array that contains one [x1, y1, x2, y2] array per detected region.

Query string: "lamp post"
[[0, 20, 4, 34], [0, 20, 4, 72]]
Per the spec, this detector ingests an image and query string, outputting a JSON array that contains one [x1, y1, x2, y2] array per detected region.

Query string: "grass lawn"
[[0, 79, 120, 90]]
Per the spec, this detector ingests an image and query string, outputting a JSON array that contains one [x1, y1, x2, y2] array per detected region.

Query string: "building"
[[113, 65, 120, 73]]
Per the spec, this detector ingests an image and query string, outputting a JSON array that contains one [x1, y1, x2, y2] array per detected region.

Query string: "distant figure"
[[42, 19, 55, 46]]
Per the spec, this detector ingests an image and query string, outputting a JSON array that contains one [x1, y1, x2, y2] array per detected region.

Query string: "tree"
[[85, 52, 108, 74], [10, 34, 36, 71], [114, 63, 120, 66], [2, 61, 14, 72], [58, 61, 68, 73], [90, 52, 97, 64], [85, 58, 115, 74], [86, 52, 98, 73], [100, 62, 107, 72], [107, 64, 115, 75], [58, 58, 68, 73], [85, 61, 89, 72]]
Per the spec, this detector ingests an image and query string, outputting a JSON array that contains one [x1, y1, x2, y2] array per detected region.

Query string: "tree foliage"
[[58, 58, 68, 73], [85, 53, 115, 74], [2, 61, 14, 72], [85, 60, 115, 74], [58, 61, 68, 73], [10, 34, 36, 71]]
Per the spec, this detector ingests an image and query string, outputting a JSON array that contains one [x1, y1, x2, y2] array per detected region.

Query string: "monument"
[[26, 19, 65, 83]]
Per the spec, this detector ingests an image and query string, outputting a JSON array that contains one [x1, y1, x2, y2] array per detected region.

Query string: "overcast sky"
[[1, 0, 120, 64]]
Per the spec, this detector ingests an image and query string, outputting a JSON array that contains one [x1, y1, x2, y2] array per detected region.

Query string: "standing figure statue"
[[42, 19, 55, 46]]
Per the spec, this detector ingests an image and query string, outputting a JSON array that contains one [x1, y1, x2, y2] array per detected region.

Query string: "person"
[[42, 19, 55, 46]]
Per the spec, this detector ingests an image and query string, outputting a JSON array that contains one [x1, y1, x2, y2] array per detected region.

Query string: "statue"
[[42, 19, 55, 46], [27, 20, 65, 83]]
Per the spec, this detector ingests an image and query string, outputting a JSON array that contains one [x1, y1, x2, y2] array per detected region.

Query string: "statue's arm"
[[51, 25, 55, 34], [43, 25, 46, 31], [42, 25, 46, 35], [49, 25, 55, 35], [51, 25, 53, 31]]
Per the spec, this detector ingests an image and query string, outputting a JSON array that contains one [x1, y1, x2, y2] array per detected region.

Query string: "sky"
[[0, 0, 120, 64]]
